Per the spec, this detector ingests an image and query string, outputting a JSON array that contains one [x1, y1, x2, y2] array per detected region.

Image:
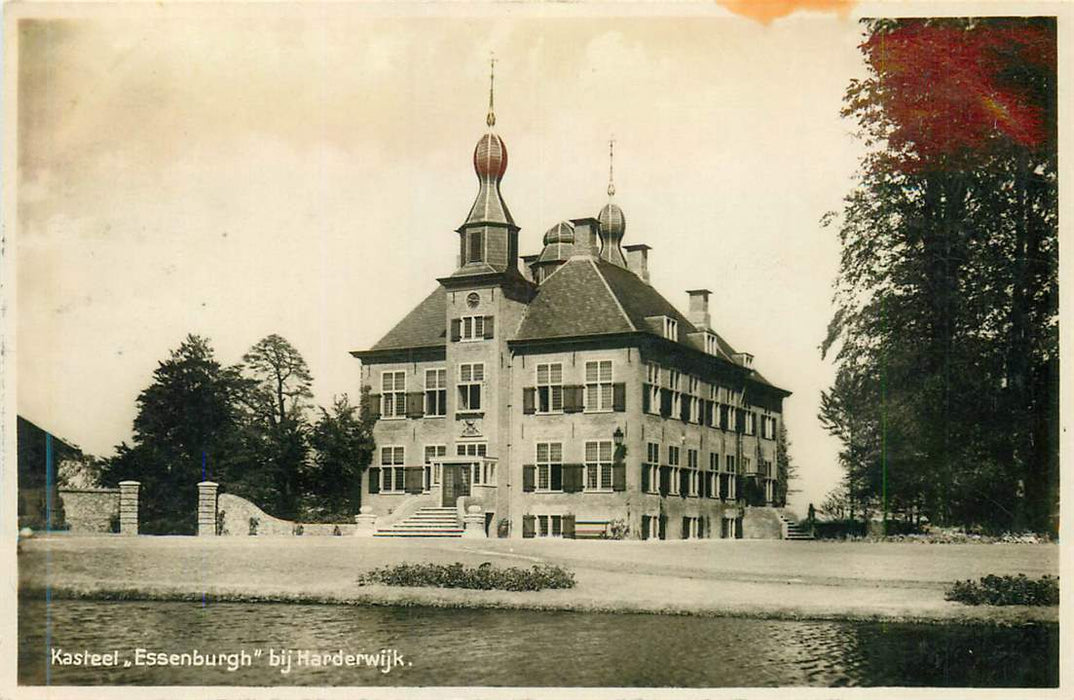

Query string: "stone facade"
[[352, 110, 790, 541]]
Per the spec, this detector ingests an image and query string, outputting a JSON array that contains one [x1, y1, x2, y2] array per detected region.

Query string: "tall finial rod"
[[607, 136, 616, 197], [487, 53, 497, 128]]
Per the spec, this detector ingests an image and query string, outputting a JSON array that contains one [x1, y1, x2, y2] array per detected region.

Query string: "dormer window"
[[663, 317, 678, 341], [704, 332, 719, 356], [734, 351, 754, 369]]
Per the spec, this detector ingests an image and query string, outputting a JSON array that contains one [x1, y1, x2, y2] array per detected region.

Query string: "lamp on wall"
[[612, 426, 624, 447]]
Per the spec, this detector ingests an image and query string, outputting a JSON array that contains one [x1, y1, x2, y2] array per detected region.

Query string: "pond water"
[[19, 598, 1057, 688]]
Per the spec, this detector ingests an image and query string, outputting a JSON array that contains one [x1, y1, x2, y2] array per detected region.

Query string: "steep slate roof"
[[368, 286, 446, 351], [515, 257, 781, 390], [514, 257, 634, 340]]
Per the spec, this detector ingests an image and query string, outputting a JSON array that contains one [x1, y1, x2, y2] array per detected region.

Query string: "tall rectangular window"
[[584, 360, 614, 412], [460, 315, 486, 341], [645, 363, 661, 414], [457, 363, 484, 411], [645, 442, 661, 494], [424, 444, 446, 490], [425, 368, 447, 417], [585, 440, 614, 491], [536, 442, 563, 492], [536, 363, 563, 413], [665, 369, 682, 417], [381, 371, 406, 419], [380, 446, 405, 492], [668, 445, 681, 495]]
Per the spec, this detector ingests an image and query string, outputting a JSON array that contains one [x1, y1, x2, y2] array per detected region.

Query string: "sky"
[[13, 3, 872, 512]]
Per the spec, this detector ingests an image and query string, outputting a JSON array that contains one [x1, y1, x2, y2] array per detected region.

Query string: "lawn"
[[18, 535, 1059, 623]]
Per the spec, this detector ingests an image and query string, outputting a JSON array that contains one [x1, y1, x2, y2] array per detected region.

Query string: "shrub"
[[497, 518, 511, 538], [358, 562, 576, 592], [604, 519, 629, 540], [945, 574, 1059, 606]]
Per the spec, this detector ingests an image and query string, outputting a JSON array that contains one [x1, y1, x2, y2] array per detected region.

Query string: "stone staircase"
[[777, 511, 815, 541], [373, 506, 464, 538]]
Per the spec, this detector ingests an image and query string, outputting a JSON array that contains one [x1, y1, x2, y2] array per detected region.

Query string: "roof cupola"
[[454, 55, 520, 277], [597, 137, 627, 267]]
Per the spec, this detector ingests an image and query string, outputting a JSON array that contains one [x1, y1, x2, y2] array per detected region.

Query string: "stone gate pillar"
[[118, 481, 140, 536], [198, 481, 219, 537]]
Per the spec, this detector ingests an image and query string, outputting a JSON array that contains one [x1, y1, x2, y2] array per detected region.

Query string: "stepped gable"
[[368, 286, 447, 351]]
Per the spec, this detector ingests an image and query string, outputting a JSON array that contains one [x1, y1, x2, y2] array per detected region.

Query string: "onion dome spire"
[[465, 53, 514, 227], [487, 54, 497, 128], [598, 137, 627, 266]]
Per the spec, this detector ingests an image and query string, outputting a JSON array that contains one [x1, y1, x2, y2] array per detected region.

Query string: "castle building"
[[351, 73, 791, 540]]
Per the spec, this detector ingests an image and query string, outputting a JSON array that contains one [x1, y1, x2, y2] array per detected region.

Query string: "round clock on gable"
[[466, 292, 480, 309]]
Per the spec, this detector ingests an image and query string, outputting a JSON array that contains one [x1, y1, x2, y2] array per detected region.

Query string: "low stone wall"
[[58, 488, 120, 533], [742, 506, 783, 540], [217, 493, 354, 536]]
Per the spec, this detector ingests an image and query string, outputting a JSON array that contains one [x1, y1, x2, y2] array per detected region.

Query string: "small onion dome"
[[598, 201, 626, 241], [542, 220, 575, 246], [474, 133, 508, 181], [537, 221, 576, 264]]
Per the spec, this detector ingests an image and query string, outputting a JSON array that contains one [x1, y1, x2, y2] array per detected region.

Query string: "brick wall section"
[[58, 488, 119, 533]]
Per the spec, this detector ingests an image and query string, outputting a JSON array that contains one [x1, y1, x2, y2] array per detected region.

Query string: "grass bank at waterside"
[[18, 536, 1058, 624]]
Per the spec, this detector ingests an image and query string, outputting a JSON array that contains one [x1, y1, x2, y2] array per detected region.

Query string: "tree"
[[304, 391, 376, 520], [237, 334, 314, 519], [240, 334, 313, 429], [823, 19, 1057, 533], [101, 334, 250, 533], [772, 422, 799, 508]]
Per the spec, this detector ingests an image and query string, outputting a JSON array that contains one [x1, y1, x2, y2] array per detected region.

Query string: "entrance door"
[[442, 465, 461, 507]]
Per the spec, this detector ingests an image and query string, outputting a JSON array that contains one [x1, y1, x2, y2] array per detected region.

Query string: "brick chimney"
[[624, 244, 651, 284], [570, 218, 602, 257], [687, 289, 711, 331]]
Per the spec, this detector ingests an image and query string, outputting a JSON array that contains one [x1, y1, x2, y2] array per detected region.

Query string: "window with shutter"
[[457, 363, 483, 411], [641, 515, 650, 540], [642, 387, 651, 413], [522, 514, 536, 538], [641, 464, 650, 493], [368, 467, 381, 494], [660, 388, 672, 417], [367, 393, 382, 420], [584, 441, 614, 492], [424, 368, 447, 417], [405, 467, 424, 494], [612, 463, 626, 492], [535, 443, 562, 492], [612, 383, 626, 412], [483, 315, 495, 339], [563, 464, 584, 493], [380, 371, 407, 419], [584, 360, 614, 412], [563, 385, 584, 413], [406, 392, 424, 418], [522, 387, 536, 414], [562, 514, 576, 539], [536, 363, 563, 413], [522, 464, 536, 492], [450, 319, 462, 342]]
